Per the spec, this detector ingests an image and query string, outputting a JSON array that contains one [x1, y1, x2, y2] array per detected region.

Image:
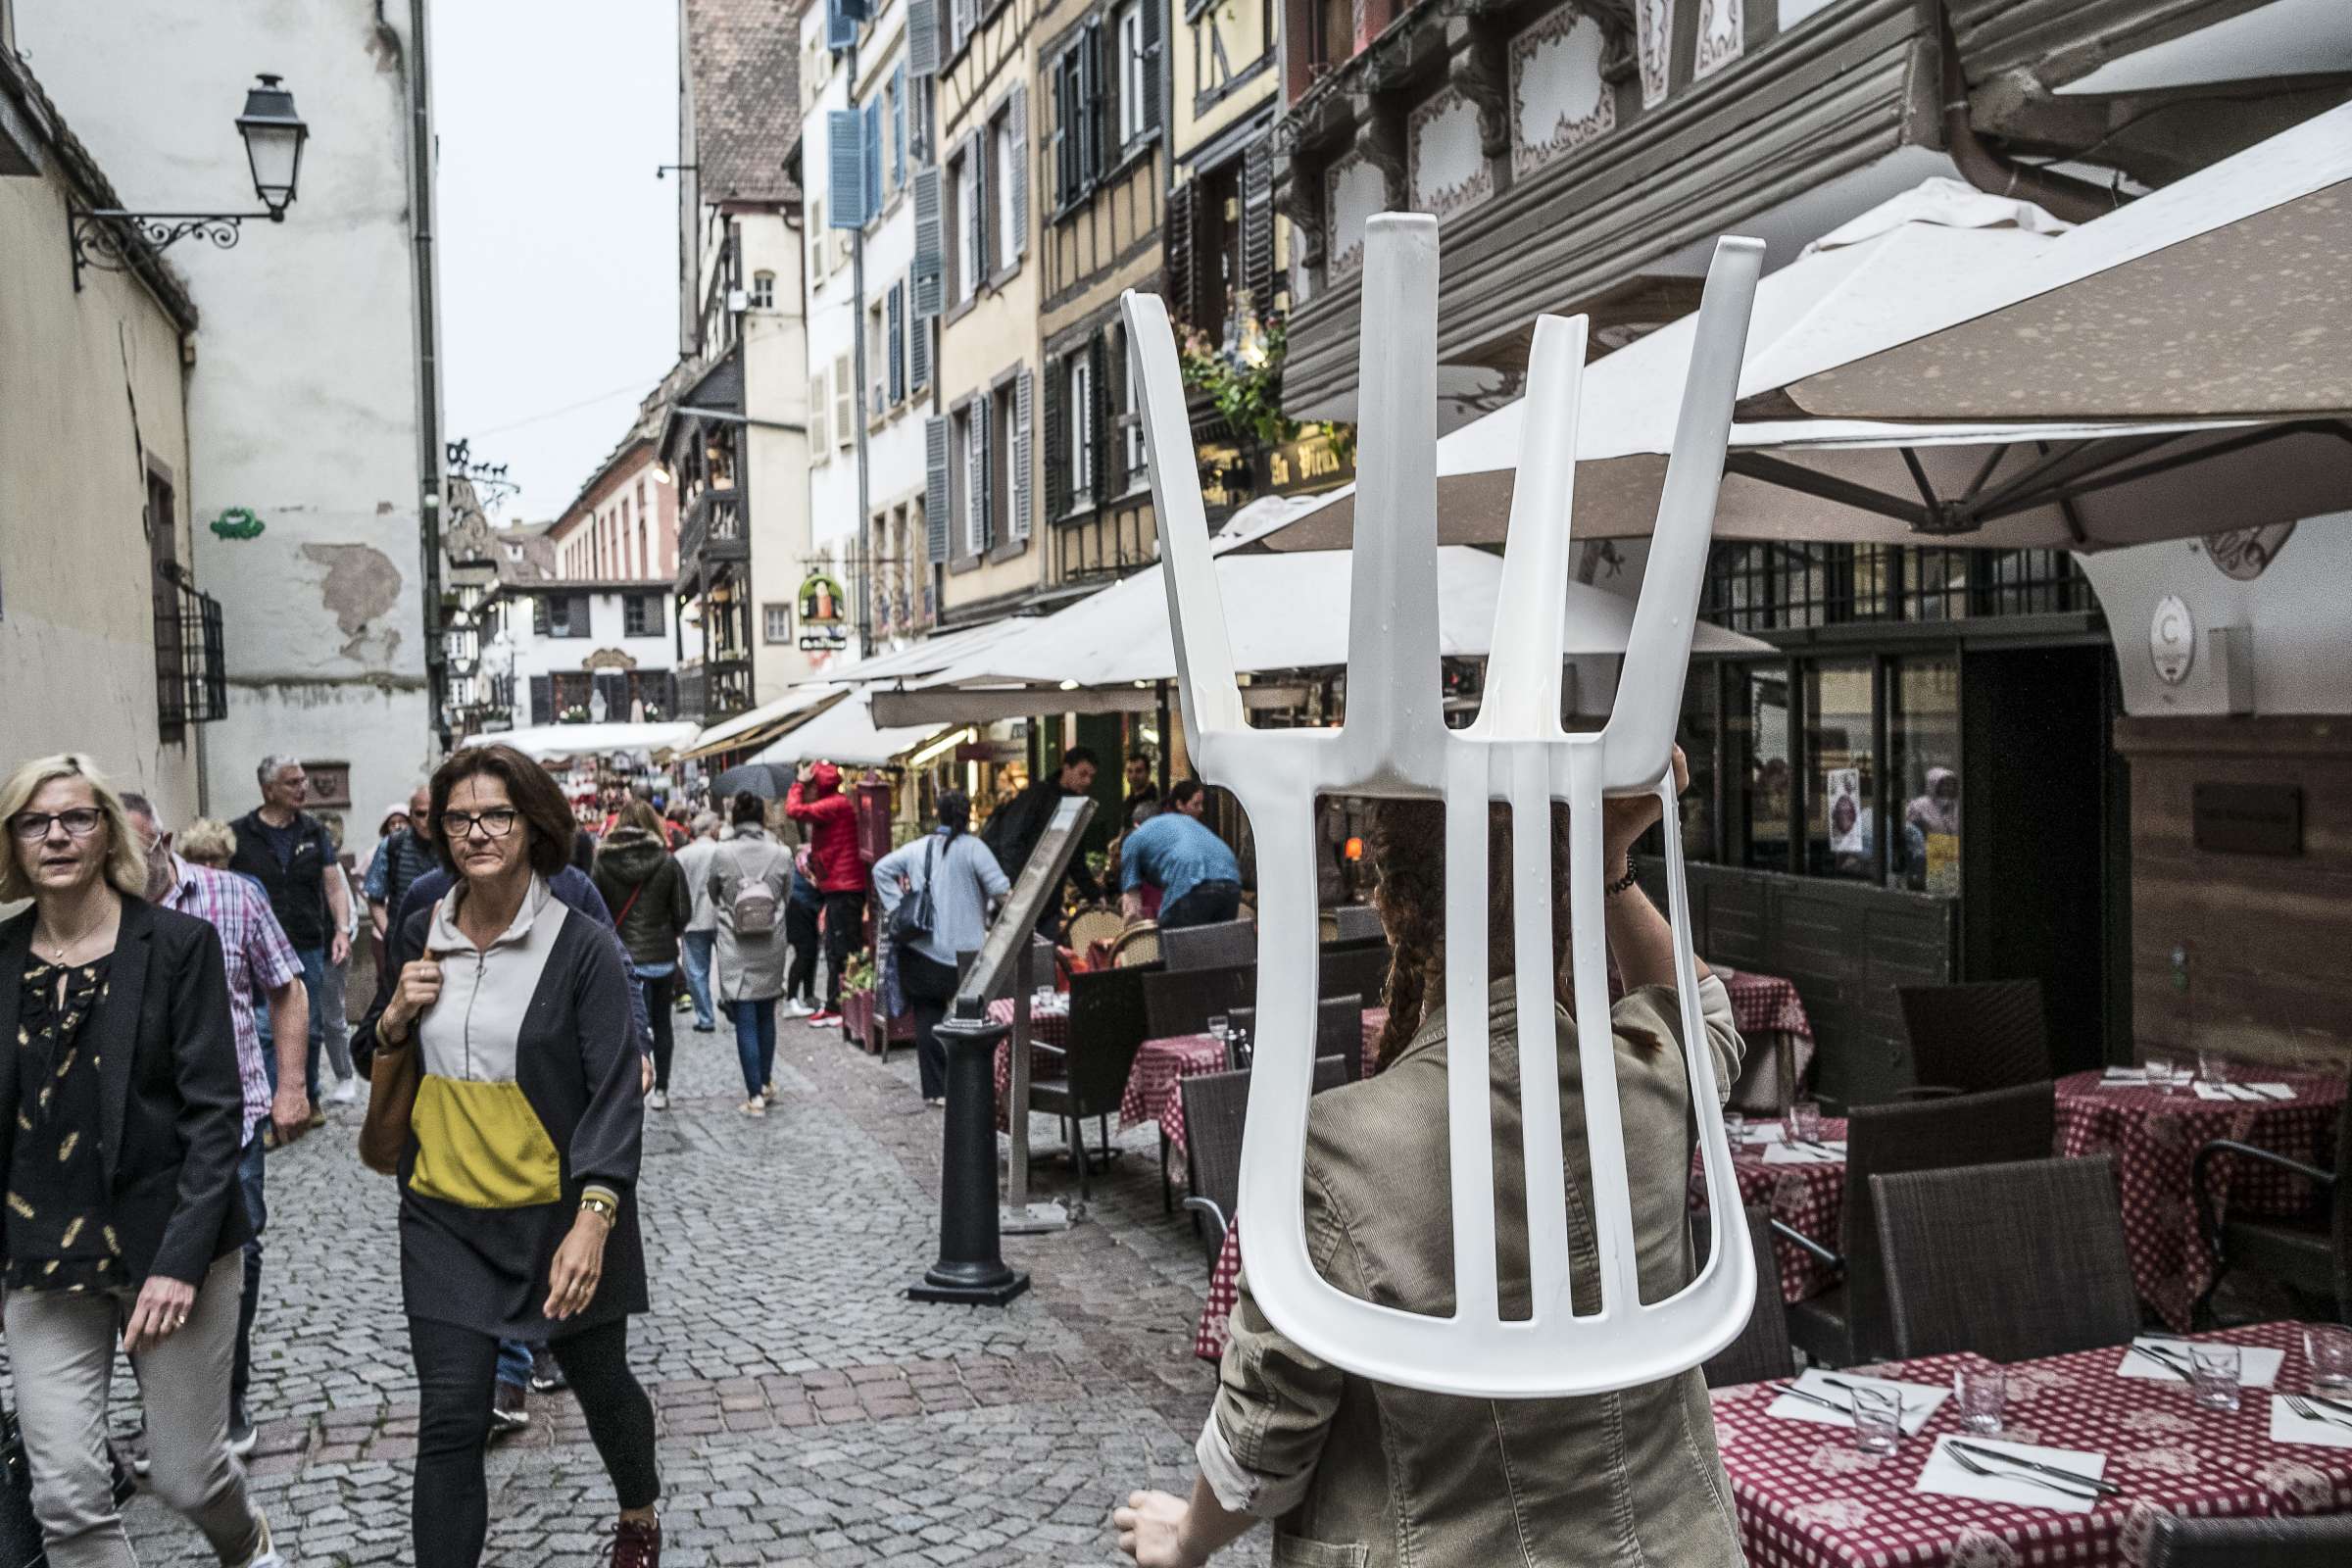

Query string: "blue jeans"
[[681, 930, 716, 1028], [231, 1130, 268, 1420], [732, 999, 777, 1098], [495, 1338, 533, 1392]]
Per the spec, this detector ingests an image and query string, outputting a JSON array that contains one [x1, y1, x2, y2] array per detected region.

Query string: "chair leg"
[[1159, 1130, 1172, 1213]]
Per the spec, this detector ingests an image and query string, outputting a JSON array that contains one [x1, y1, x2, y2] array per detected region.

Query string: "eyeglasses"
[[10, 809, 105, 843], [441, 808, 520, 841]]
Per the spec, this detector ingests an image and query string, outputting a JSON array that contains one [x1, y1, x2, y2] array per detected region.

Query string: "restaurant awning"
[[1780, 101, 2352, 422], [463, 721, 701, 765], [671, 682, 847, 762], [866, 539, 1768, 728], [1247, 175, 2352, 555], [748, 691, 952, 769]]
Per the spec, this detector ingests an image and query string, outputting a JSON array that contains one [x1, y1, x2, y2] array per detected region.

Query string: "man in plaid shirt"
[[125, 797, 314, 1460]]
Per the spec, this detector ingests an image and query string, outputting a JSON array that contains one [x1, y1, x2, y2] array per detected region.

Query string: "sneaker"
[[783, 998, 813, 1017], [490, 1380, 530, 1434], [648, 1088, 668, 1110], [762, 1080, 775, 1100], [227, 1407, 257, 1457], [671, 995, 695, 1012], [611, 1515, 662, 1568], [738, 1097, 767, 1118], [806, 1008, 839, 1029], [326, 1076, 360, 1106], [691, 1022, 715, 1033], [306, 1105, 328, 1130], [240, 1512, 283, 1568], [529, 1348, 567, 1395]]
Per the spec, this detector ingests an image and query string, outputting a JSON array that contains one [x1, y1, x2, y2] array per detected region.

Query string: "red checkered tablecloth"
[[987, 1002, 1071, 1131], [1690, 1117, 1849, 1306], [1122, 1036, 1230, 1134], [1723, 968, 1814, 1041], [2054, 1070, 2345, 1331], [1718, 1320, 2351, 1568], [1155, 1008, 1392, 1172]]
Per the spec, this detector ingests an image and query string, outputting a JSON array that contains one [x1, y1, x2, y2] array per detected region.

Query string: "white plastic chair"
[[1119, 214, 1764, 1397]]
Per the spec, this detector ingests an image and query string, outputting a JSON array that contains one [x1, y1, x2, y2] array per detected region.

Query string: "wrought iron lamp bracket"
[[69, 208, 279, 292]]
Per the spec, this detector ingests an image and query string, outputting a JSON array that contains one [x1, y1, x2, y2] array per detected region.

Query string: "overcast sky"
[[434, 1, 679, 522]]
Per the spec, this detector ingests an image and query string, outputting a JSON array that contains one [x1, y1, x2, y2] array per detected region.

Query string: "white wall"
[[2077, 512, 2352, 718], [19, 0, 435, 823]]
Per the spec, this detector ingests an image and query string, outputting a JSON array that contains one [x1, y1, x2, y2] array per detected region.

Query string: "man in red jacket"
[[785, 760, 866, 1028]]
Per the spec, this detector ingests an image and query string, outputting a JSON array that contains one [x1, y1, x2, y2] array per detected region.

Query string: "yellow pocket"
[[408, 1076, 564, 1208]]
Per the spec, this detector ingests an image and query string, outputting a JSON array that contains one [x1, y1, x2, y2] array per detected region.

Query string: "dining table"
[[1716, 1320, 2352, 1567], [1718, 967, 1819, 1114], [2053, 1068, 2347, 1330]]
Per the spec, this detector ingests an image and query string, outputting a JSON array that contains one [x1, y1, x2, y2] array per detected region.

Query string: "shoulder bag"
[[888, 839, 939, 947], [359, 898, 435, 1176]]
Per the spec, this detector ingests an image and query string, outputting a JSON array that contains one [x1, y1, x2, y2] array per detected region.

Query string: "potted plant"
[[838, 953, 881, 1047]]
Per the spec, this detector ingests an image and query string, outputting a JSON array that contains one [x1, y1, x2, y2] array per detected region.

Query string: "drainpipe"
[[1932, 0, 2118, 224], [390, 0, 448, 747]]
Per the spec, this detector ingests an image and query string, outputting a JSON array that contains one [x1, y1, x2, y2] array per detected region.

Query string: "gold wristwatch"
[[578, 1193, 618, 1226]]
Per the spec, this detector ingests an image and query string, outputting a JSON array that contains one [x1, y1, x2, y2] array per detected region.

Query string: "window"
[[810, 368, 830, 454], [1700, 544, 2092, 632], [624, 593, 662, 637], [868, 301, 888, 416], [542, 593, 590, 639], [834, 353, 854, 449], [1731, 664, 1791, 873], [885, 67, 906, 193], [950, 0, 974, 55], [989, 380, 1016, 547], [751, 270, 775, 308], [1804, 661, 1878, 880], [1112, 321, 1145, 481], [763, 603, 793, 644], [1051, 41, 1094, 210], [993, 110, 1020, 273], [808, 195, 826, 284], [1066, 352, 1094, 504], [1115, 2, 1146, 144], [950, 405, 976, 556], [887, 281, 907, 406], [1890, 657, 1961, 894], [950, 147, 978, 302]]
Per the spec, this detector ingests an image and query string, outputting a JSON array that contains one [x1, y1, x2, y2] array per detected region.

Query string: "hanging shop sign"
[[2203, 522, 2295, 582], [798, 572, 846, 625]]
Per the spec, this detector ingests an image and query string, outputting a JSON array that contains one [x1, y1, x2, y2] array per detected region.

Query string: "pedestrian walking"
[[365, 784, 437, 963], [1112, 752, 1745, 1568], [1118, 780, 1244, 931], [591, 801, 690, 1110], [707, 793, 793, 1116], [782, 761, 866, 1028], [782, 844, 822, 1017], [122, 795, 314, 1462], [978, 747, 1105, 938], [671, 811, 724, 1034], [872, 790, 1008, 1107], [357, 743, 661, 1568], [0, 754, 289, 1568], [317, 810, 363, 1104], [228, 755, 352, 1116]]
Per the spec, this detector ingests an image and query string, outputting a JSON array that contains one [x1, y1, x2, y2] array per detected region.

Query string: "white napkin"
[[2101, 1067, 2149, 1083], [1916, 1435, 2109, 1514], [2247, 1083, 2295, 1100], [1763, 1140, 1846, 1166], [2116, 1337, 2283, 1388], [1740, 1124, 1786, 1145], [1765, 1368, 1947, 1436], [2269, 1394, 2352, 1450], [2192, 1082, 2268, 1102]]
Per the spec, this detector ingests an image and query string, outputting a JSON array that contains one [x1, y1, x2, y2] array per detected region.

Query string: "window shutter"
[[863, 101, 883, 220], [1164, 179, 1196, 326], [911, 167, 943, 318], [532, 597, 551, 638], [1087, 331, 1109, 507], [1008, 83, 1028, 259], [909, 296, 932, 388], [529, 674, 553, 725], [887, 283, 906, 404], [1012, 367, 1034, 541], [967, 406, 990, 555], [967, 129, 988, 283], [571, 593, 593, 634], [810, 369, 828, 450], [825, 0, 857, 51], [925, 416, 951, 563], [827, 109, 865, 227], [1141, 0, 1163, 132], [891, 67, 907, 184], [1243, 137, 1275, 317], [907, 0, 939, 74], [1050, 55, 1071, 211], [1081, 23, 1103, 188], [1043, 355, 1068, 521], [951, 0, 973, 52]]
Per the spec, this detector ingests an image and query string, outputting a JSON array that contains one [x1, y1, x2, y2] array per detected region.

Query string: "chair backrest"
[[1144, 964, 1257, 1041], [1110, 923, 1163, 968], [1182, 1067, 1251, 1240], [1331, 905, 1384, 944], [1872, 1153, 2140, 1362], [1231, 995, 1364, 1080], [1062, 964, 1157, 1112], [1161, 918, 1255, 971], [1701, 1206, 1793, 1389], [2144, 1512, 2352, 1567], [1319, 943, 1392, 1018], [1840, 1080, 2057, 1362], [1895, 979, 2050, 1095], [1065, 906, 1125, 956]]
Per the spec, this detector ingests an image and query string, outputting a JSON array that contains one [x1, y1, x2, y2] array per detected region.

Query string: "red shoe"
[[806, 1008, 840, 1028], [610, 1516, 661, 1568]]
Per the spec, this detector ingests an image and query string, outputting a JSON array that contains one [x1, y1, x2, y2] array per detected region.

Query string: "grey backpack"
[[730, 843, 779, 938]]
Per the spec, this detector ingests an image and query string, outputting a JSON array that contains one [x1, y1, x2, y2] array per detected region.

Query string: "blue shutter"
[[887, 283, 906, 405], [825, 0, 857, 52], [910, 167, 943, 317], [891, 67, 907, 186], [925, 416, 951, 563], [1012, 367, 1033, 541], [827, 110, 865, 227], [863, 101, 883, 220], [908, 275, 932, 388], [907, 0, 940, 76], [1008, 83, 1027, 260]]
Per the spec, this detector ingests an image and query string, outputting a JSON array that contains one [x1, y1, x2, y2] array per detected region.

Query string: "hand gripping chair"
[[1120, 213, 1764, 1396]]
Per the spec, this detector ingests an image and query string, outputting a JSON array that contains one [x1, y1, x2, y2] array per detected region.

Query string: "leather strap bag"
[[360, 899, 436, 1176]]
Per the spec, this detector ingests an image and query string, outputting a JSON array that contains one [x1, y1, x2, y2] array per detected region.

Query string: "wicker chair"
[[1064, 906, 1126, 959], [1871, 1154, 2141, 1361], [2143, 1513, 2352, 1566], [1179, 1057, 1348, 1253], [1109, 922, 1163, 968], [1781, 1080, 2058, 1367], [1330, 905, 1385, 944], [1160, 918, 1256, 971], [1701, 1206, 1794, 1389], [1028, 964, 1155, 1204], [1143, 964, 1257, 1042], [1894, 979, 2052, 1097], [2191, 1070, 2350, 1325], [1230, 994, 1366, 1080]]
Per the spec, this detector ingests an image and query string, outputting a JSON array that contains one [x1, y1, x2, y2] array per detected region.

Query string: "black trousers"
[[1160, 879, 1243, 930], [411, 1315, 658, 1568], [784, 899, 820, 1004], [640, 970, 676, 1091], [819, 890, 864, 1012], [898, 948, 959, 1102]]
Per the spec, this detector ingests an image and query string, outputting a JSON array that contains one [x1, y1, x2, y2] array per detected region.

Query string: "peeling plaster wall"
[[18, 0, 433, 821]]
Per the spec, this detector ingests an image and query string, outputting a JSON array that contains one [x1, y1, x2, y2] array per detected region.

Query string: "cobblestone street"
[[88, 1015, 1263, 1567]]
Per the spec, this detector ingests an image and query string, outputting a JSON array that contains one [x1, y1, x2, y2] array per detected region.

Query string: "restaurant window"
[[1804, 660, 1878, 881], [1730, 664, 1791, 874], [1890, 655, 1962, 894], [1705, 543, 2094, 630], [763, 603, 792, 644]]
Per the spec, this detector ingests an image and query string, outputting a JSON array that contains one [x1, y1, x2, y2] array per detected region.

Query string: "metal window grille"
[[154, 563, 226, 729], [1700, 543, 2091, 632]]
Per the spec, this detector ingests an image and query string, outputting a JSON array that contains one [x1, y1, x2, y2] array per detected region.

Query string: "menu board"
[[954, 794, 1098, 1016]]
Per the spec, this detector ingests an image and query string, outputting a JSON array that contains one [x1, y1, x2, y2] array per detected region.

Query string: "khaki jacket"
[[1202, 976, 1747, 1567]]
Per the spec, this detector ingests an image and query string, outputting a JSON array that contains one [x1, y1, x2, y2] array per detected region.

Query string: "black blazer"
[[0, 899, 253, 1288]]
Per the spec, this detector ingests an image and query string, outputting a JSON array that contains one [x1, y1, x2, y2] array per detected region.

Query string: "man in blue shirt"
[[1119, 779, 1243, 930]]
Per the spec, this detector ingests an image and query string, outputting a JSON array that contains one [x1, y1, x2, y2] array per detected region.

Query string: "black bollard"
[[906, 1007, 1030, 1305]]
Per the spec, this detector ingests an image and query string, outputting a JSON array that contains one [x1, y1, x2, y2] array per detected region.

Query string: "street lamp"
[[70, 73, 310, 290]]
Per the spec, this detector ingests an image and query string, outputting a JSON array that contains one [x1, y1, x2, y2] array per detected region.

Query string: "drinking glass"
[[1231, 1028, 1253, 1070], [1208, 1014, 1230, 1048], [2189, 1344, 2242, 1412], [2304, 1324, 2352, 1394], [1788, 1102, 1823, 1145], [2197, 1049, 2233, 1086], [1954, 1364, 2006, 1435], [1849, 1386, 1903, 1455], [1723, 1110, 1747, 1145], [2143, 1053, 2175, 1095]]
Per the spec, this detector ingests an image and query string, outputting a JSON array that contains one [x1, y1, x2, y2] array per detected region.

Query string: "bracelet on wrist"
[[1605, 862, 1641, 898], [578, 1194, 618, 1227]]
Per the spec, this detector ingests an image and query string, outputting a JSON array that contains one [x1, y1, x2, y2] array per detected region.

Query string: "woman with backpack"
[[871, 790, 1009, 1107], [707, 793, 793, 1117], [590, 801, 692, 1111]]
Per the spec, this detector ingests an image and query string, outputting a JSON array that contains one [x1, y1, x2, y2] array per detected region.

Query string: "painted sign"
[[2203, 522, 2295, 582], [798, 572, 846, 625], [2150, 594, 2195, 685]]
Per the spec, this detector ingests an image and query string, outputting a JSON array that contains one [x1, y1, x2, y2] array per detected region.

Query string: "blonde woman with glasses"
[[0, 755, 283, 1568]]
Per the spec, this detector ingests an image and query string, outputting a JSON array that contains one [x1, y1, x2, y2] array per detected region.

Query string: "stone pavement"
[[43, 1012, 1266, 1566]]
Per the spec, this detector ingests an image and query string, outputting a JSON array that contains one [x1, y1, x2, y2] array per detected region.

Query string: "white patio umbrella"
[[465, 721, 700, 764], [1247, 176, 2352, 554], [748, 691, 950, 769]]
